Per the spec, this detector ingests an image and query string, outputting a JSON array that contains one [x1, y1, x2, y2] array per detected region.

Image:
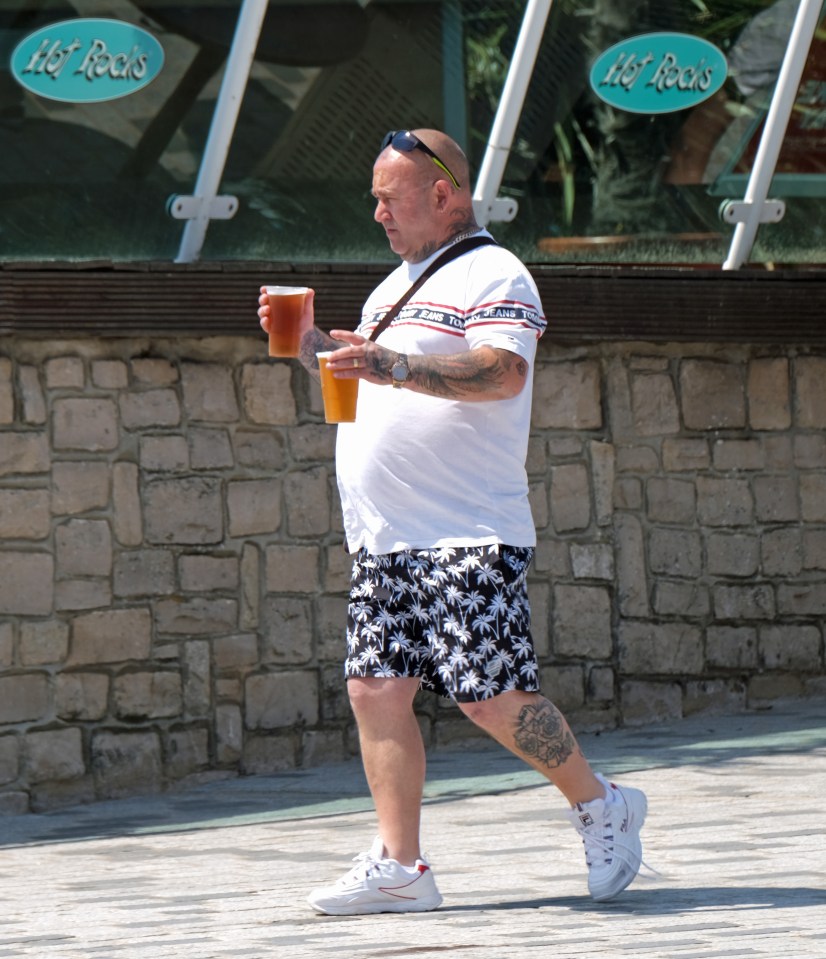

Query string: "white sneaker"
[[308, 837, 443, 916], [568, 773, 648, 901]]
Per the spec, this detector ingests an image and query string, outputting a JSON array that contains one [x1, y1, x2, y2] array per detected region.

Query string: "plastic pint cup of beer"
[[316, 352, 359, 423], [265, 286, 308, 357]]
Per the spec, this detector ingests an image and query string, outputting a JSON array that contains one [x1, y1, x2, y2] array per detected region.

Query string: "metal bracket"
[[167, 194, 239, 221], [473, 196, 519, 224], [719, 198, 786, 226]]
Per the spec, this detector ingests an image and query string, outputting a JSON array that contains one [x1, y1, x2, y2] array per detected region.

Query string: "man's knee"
[[347, 676, 418, 719]]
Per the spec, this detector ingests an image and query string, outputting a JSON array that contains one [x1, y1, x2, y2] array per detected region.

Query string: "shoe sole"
[[589, 787, 648, 902], [308, 894, 443, 916]]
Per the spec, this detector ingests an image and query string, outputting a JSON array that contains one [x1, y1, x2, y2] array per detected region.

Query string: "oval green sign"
[[10, 18, 164, 104], [590, 32, 728, 114]]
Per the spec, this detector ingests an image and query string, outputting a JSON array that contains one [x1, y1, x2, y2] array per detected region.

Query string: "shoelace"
[[577, 820, 662, 880], [337, 849, 385, 886]]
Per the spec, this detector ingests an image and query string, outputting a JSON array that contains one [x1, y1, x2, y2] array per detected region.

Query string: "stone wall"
[[1, 335, 824, 813]]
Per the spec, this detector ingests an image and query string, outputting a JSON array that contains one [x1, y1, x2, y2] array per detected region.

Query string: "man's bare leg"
[[347, 676, 424, 865], [459, 690, 604, 805]]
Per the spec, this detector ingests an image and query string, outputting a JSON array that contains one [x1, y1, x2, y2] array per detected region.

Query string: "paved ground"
[[2, 697, 825, 959]]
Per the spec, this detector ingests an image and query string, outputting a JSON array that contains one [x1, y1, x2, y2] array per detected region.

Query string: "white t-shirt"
[[336, 233, 547, 554]]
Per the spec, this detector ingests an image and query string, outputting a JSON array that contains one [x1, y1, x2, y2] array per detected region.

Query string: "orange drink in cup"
[[316, 352, 359, 423], [265, 286, 308, 357]]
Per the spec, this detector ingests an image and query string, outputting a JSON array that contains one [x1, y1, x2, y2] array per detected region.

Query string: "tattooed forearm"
[[513, 699, 580, 770], [298, 327, 336, 378], [410, 348, 527, 400]]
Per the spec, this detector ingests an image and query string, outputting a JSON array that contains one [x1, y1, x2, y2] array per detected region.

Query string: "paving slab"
[[1, 697, 825, 959]]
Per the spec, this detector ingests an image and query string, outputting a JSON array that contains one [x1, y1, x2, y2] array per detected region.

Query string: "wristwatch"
[[391, 353, 410, 389]]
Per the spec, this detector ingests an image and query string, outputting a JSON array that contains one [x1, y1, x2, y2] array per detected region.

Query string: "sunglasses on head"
[[379, 130, 461, 190]]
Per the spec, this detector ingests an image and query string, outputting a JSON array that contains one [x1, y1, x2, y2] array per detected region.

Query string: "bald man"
[[259, 129, 647, 915]]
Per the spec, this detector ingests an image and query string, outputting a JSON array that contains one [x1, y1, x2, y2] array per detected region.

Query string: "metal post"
[[722, 0, 824, 270], [473, 0, 555, 226], [174, 0, 268, 264]]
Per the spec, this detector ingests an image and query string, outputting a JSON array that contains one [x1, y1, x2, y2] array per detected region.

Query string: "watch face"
[[392, 356, 409, 383]]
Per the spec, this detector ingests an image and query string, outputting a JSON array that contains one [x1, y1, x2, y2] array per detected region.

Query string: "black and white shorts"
[[345, 544, 540, 702]]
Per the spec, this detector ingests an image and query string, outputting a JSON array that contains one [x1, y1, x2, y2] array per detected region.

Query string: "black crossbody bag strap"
[[368, 235, 497, 343]]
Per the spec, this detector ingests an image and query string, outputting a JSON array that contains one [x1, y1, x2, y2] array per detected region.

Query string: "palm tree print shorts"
[[345, 544, 540, 701]]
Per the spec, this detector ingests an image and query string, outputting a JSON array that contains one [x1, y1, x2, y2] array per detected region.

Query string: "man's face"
[[372, 151, 440, 263]]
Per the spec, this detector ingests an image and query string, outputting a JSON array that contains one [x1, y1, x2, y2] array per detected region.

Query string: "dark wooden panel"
[[2, 262, 825, 344]]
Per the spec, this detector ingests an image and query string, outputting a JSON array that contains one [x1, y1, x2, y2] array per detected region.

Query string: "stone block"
[[777, 583, 826, 616], [533, 538, 570, 577], [0, 358, 11, 423], [754, 476, 799, 523], [794, 434, 826, 469], [590, 440, 614, 526], [800, 473, 826, 522], [587, 665, 614, 702], [0, 622, 12, 667], [45, 356, 84, 389], [179, 554, 239, 592], [0, 674, 49, 723], [748, 358, 790, 430], [570, 543, 613, 581], [154, 598, 238, 635], [233, 429, 287, 470], [662, 438, 709, 471], [25, 728, 85, 784], [528, 480, 549, 531], [289, 424, 336, 462], [20, 621, 69, 666], [707, 532, 760, 577], [112, 462, 142, 546], [760, 625, 821, 671], [316, 595, 349, 664], [91, 729, 162, 799], [748, 673, 805, 704], [145, 476, 223, 544], [0, 488, 50, 539], [528, 580, 550, 658], [696, 476, 753, 526], [706, 625, 757, 669], [91, 359, 128, 389], [761, 528, 802, 577], [52, 461, 110, 514], [794, 356, 826, 428], [550, 463, 590, 532], [165, 726, 209, 778], [0, 551, 53, 614], [302, 729, 348, 767], [216, 703, 243, 763], [630, 372, 680, 436], [618, 621, 703, 675], [139, 435, 188, 471], [652, 580, 710, 618], [227, 479, 282, 537], [0, 736, 19, 786], [55, 519, 112, 577], [615, 445, 659, 473], [213, 633, 259, 670], [119, 389, 181, 429], [762, 435, 793, 469], [679, 359, 746, 429], [241, 363, 297, 425], [649, 528, 702, 578], [69, 608, 152, 665], [713, 584, 775, 620], [113, 549, 175, 599], [55, 673, 109, 721], [113, 671, 183, 721], [539, 664, 585, 712], [182, 363, 239, 422], [683, 679, 746, 716], [325, 544, 353, 594], [712, 439, 765, 471], [620, 680, 683, 726], [132, 358, 178, 386], [284, 467, 330, 537], [614, 513, 650, 617], [245, 670, 319, 729], [53, 398, 118, 451], [0, 432, 49, 476], [188, 428, 234, 469], [19, 365, 47, 425], [646, 477, 695, 525], [265, 545, 320, 593], [531, 360, 602, 429], [613, 476, 642, 510], [242, 733, 298, 774], [182, 640, 210, 717], [803, 530, 826, 571], [552, 584, 612, 659], [240, 543, 260, 630], [548, 437, 582, 457], [261, 596, 314, 664], [54, 580, 112, 611]]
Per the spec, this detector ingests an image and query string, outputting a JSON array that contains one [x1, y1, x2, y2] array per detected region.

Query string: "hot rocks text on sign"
[[599, 51, 715, 95], [22, 37, 149, 83]]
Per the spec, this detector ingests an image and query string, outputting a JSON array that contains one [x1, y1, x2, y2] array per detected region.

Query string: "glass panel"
[[1, 0, 824, 264]]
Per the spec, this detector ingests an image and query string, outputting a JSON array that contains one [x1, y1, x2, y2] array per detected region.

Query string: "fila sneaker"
[[568, 773, 648, 901], [308, 837, 443, 916]]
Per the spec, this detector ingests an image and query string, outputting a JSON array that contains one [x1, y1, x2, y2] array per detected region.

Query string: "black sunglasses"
[[379, 130, 461, 190]]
